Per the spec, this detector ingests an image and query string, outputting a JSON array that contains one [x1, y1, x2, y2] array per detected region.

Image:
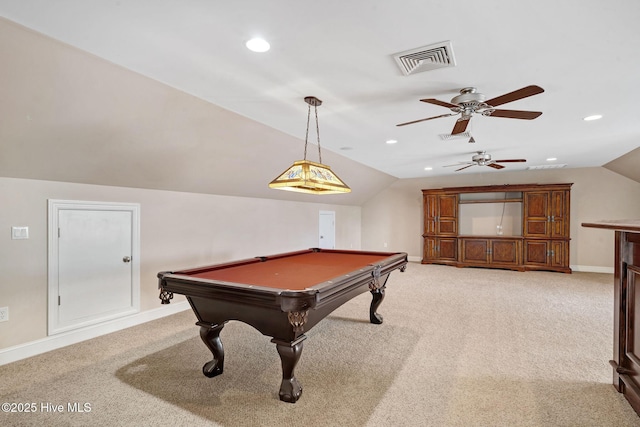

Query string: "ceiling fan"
[[397, 85, 544, 135], [445, 151, 526, 172]]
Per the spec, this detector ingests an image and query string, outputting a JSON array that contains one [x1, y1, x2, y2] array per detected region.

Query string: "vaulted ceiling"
[[1, 1, 639, 199]]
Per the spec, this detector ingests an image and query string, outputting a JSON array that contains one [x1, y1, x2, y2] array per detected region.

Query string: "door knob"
[[123, 256, 131, 263]]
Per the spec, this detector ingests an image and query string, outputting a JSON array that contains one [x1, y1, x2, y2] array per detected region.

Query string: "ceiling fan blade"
[[420, 98, 460, 109], [396, 113, 457, 127], [494, 159, 527, 163], [451, 117, 470, 134], [484, 85, 544, 107], [444, 162, 472, 168], [487, 163, 505, 169], [487, 109, 542, 120], [455, 164, 475, 172]]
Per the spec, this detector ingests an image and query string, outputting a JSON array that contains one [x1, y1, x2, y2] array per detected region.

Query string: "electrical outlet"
[[0, 307, 8, 322]]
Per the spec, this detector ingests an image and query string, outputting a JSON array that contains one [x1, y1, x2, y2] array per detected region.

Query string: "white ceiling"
[[1, 0, 639, 179]]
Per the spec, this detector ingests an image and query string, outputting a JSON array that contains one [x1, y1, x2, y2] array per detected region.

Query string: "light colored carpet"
[[1, 263, 639, 426]]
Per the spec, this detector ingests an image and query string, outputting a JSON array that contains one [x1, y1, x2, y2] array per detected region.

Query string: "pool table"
[[157, 248, 408, 403]]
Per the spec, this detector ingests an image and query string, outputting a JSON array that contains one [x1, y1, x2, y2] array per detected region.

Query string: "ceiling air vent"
[[393, 41, 456, 76], [527, 164, 568, 170]]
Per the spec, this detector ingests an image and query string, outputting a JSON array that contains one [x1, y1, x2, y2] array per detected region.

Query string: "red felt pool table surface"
[[181, 250, 394, 290]]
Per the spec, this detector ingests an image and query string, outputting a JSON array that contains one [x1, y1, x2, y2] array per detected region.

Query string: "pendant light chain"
[[315, 104, 322, 164], [303, 104, 311, 161], [303, 102, 322, 163]]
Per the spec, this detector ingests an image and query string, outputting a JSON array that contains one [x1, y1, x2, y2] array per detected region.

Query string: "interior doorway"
[[48, 200, 140, 335], [319, 210, 335, 249]]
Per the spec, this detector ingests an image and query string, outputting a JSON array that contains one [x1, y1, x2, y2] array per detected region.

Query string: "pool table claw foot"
[[279, 378, 303, 403], [273, 335, 306, 403], [202, 360, 224, 378], [197, 321, 227, 378]]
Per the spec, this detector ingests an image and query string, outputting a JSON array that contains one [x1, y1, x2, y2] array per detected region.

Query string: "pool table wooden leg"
[[369, 272, 390, 324], [272, 335, 306, 403], [369, 288, 385, 324], [197, 321, 227, 378]]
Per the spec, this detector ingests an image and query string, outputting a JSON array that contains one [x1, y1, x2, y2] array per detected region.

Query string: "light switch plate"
[[11, 226, 29, 240]]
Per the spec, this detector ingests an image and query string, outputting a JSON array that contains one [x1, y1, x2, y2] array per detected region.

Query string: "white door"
[[319, 210, 336, 249], [48, 200, 140, 335]]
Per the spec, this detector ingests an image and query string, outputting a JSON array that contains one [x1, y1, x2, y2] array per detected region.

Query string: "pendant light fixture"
[[269, 96, 351, 194]]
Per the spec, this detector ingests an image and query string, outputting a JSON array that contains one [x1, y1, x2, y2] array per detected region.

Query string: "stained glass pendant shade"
[[269, 96, 351, 194]]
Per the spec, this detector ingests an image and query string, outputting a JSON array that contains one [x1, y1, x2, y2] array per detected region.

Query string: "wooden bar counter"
[[582, 220, 640, 416]]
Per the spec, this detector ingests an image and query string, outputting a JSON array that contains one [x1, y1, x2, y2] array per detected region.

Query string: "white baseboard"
[[571, 265, 614, 274], [0, 300, 190, 366]]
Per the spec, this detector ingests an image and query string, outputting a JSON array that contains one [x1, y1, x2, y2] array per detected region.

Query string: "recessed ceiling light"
[[424, 167, 433, 171], [546, 157, 557, 161], [386, 139, 398, 144], [246, 38, 270, 52], [583, 114, 602, 121]]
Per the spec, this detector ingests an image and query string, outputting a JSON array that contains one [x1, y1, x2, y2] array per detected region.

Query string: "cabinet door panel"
[[550, 240, 567, 268], [461, 239, 489, 264], [524, 240, 549, 265], [491, 240, 520, 265], [424, 194, 437, 234], [437, 194, 458, 235], [438, 238, 458, 261], [438, 194, 457, 217], [550, 191, 567, 237], [524, 192, 550, 237], [423, 237, 437, 261]]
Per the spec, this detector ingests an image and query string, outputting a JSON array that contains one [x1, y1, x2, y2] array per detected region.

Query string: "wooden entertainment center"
[[422, 183, 572, 273]]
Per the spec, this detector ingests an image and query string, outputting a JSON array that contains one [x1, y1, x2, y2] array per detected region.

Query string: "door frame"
[[47, 199, 141, 335]]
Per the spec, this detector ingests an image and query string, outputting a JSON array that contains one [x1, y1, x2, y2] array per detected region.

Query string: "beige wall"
[[2, 168, 638, 354], [0, 177, 361, 350], [361, 167, 640, 269]]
